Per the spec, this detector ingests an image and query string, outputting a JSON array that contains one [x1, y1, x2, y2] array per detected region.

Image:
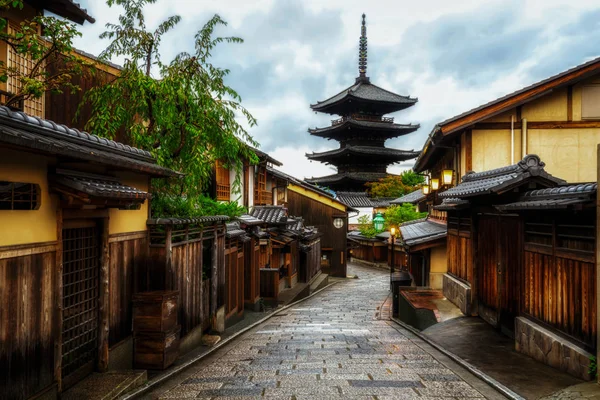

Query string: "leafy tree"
[[366, 170, 425, 198], [399, 170, 425, 187], [0, 0, 90, 109], [357, 214, 378, 238], [82, 0, 258, 198], [151, 192, 246, 219], [384, 204, 427, 230]]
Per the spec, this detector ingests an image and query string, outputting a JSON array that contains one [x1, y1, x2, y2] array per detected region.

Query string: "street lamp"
[[442, 169, 454, 186], [430, 178, 440, 191], [373, 212, 385, 232]]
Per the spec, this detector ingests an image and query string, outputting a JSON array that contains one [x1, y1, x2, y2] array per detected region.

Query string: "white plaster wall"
[[349, 207, 374, 225]]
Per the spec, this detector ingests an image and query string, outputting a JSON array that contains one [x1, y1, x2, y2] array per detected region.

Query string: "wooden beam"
[[54, 207, 63, 392], [97, 217, 110, 372], [567, 85, 573, 122], [470, 120, 600, 130], [516, 105, 522, 121], [441, 60, 600, 136], [465, 130, 472, 172]]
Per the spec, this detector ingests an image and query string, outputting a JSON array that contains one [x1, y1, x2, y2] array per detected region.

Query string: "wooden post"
[[98, 217, 110, 372], [211, 228, 218, 315], [596, 144, 600, 384], [470, 213, 478, 316], [54, 207, 63, 392], [165, 225, 173, 291]]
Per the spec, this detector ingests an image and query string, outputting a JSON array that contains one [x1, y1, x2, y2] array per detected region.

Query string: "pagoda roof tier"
[[306, 171, 391, 186], [310, 77, 417, 116], [309, 117, 419, 140], [306, 146, 419, 164]]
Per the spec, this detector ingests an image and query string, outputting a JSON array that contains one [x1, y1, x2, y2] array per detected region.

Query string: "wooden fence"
[[447, 211, 473, 283]]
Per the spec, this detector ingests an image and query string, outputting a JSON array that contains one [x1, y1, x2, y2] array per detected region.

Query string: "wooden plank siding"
[[244, 239, 260, 306], [447, 212, 473, 283], [108, 232, 148, 346], [0, 247, 57, 400], [171, 240, 204, 336]]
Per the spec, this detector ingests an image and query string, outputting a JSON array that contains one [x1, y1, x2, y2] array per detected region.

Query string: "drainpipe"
[[510, 115, 515, 164], [521, 118, 528, 158]]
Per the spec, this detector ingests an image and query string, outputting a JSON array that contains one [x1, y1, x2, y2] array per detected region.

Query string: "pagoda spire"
[[358, 13, 367, 78]]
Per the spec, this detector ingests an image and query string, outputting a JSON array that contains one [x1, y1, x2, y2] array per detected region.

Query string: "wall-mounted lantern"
[[421, 185, 431, 195], [442, 169, 454, 186], [431, 178, 440, 191]]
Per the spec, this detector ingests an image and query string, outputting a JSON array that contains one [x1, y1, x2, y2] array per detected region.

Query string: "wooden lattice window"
[[0, 181, 40, 210], [254, 167, 271, 205], [215, 161, 230, 201], [6, 25, 44, 118]]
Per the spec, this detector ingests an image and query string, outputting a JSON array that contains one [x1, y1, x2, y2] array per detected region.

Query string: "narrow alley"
[[143, 264, 504, 399]]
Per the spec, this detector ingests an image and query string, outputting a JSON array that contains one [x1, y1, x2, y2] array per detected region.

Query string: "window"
[[0, 181, 40, 210], [582, 85, 600, 119], [6, 25, 45, 118], [215, 161, 230, 201]]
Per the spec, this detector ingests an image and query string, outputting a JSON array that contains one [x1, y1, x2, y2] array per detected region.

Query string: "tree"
[[384, 204, 426, 229], [0, 0, 90, 109], [82, 0, 258, 198], [357, 214, 378, 238], [365, 170, 425, 198]]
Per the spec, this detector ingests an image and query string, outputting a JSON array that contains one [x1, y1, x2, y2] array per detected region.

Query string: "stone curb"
[[389, 317, 524, 400], [121, 280, 341, 399]]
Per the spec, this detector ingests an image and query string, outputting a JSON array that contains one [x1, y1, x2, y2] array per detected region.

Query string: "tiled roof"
[[309, 119, 419, 138], [311, 79, 417, 112], [335, 191, 394, 208], [226, 222, 248, 239], [347, 230, 383, 243], [400, 218, 447, 248], [439, 155, 564, 199], [237, 214, 264, 226], [0, 106, 178, 177], [286, 217, 304, 232], [250, 205, 287, 224], [433, 198, 470, 211], [251, 146, 283, 166], [496, 183, 597, 211], [307, 172, 390, 185], [307, 146, 419, 162], [147, 215, 230, 225], [265, 166, 336, 199], [50, 170, 149, 200], [390, 189, 426, 205], [44, 0, 95, 24]]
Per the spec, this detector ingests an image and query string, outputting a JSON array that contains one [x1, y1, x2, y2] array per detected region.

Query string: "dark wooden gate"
[[61, 220, 100, 387], [477, 214, 521, 332]]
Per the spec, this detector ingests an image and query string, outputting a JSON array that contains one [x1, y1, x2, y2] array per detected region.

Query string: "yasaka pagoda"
[[306, 14, 420, 192]]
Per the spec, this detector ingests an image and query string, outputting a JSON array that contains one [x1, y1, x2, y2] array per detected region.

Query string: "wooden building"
[[347, 230, 388, 265], [305, 14, 419, 192], [0, 103, 178, 399], [434, 155, 596, 379]]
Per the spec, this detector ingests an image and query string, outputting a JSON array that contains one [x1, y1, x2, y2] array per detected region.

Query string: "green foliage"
[[0, 0, 90, 108], [384, 204, 427, 230], [589, 355, 598, 379], [151, 192, 246, 219], [357, 214, 378, 238], [366, 171, 424, 198], [82, 0, 258, 199], [400, 170, 425, 187]]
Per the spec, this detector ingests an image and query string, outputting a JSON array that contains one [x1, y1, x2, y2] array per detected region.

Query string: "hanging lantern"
[[390, 226, 396, 237], [422, 185, 430, 195], [442, 169, 454, 186], [373, 212, 385, 232], [431, 178, 440, 191]]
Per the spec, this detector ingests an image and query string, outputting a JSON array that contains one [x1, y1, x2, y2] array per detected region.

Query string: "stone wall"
[[442, 273, 471, 315], [515, 317, 593, 381]]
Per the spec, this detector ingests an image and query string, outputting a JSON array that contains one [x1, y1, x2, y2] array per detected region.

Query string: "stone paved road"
[[144, 263, 505, 400]]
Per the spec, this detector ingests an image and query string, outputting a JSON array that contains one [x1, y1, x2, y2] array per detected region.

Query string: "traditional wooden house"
[[0, 102, 179, 399], [390, 189, 427, 212], [267, 166, 352, 277], [347, 230, 388, 265], [433, 155, 597, 380], [336, 191, 395, 231], [397, 217, 447, 288]]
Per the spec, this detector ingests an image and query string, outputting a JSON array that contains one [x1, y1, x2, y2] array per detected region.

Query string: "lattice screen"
[[6, 25, 44, 118]]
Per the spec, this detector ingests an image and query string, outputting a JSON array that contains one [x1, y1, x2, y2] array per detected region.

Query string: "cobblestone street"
[[145, 264, 504, 399]]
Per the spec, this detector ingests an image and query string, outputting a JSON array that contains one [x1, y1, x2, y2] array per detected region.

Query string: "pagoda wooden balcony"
[[254, 189, 272, 205], [331, 114, 394, 126]]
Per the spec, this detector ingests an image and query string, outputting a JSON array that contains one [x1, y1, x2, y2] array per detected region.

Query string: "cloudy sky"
[[73, 0, 600, 180]]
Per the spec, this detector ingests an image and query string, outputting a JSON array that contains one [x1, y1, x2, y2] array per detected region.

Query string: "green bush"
[[151, 193, 247, 219]]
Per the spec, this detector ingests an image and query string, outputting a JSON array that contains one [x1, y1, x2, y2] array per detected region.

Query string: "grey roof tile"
[[307, 172, 390, 185], [50, 170, 149, 200], [496, 183, 597, 211], [439, 155, 564, 199], [237, 214, 264, 226], [309, 119, 419, 138], [306, 146, 419, 161], [399, 218, 447, 248], [250, 205, 287, 224], [391, 189, 426, 205], [335, 191, 394, 208], [147, 215, 229, 225], [311, 80, 417, 111], [226, 222, 248, 239]]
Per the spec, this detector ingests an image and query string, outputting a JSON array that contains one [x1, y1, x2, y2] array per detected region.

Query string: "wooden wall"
[[0, 243, 57, 400], [522, 212, 596, 348], [108, 232, 148, 346], [300, 239, 321, 283], [287, 190, 347, 277], [351, 242, 387, 263], [447, 212, 473, 283], [225, 239, 244, 320], [244, 239, 260, 306], [170, 240, 204, 336]]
